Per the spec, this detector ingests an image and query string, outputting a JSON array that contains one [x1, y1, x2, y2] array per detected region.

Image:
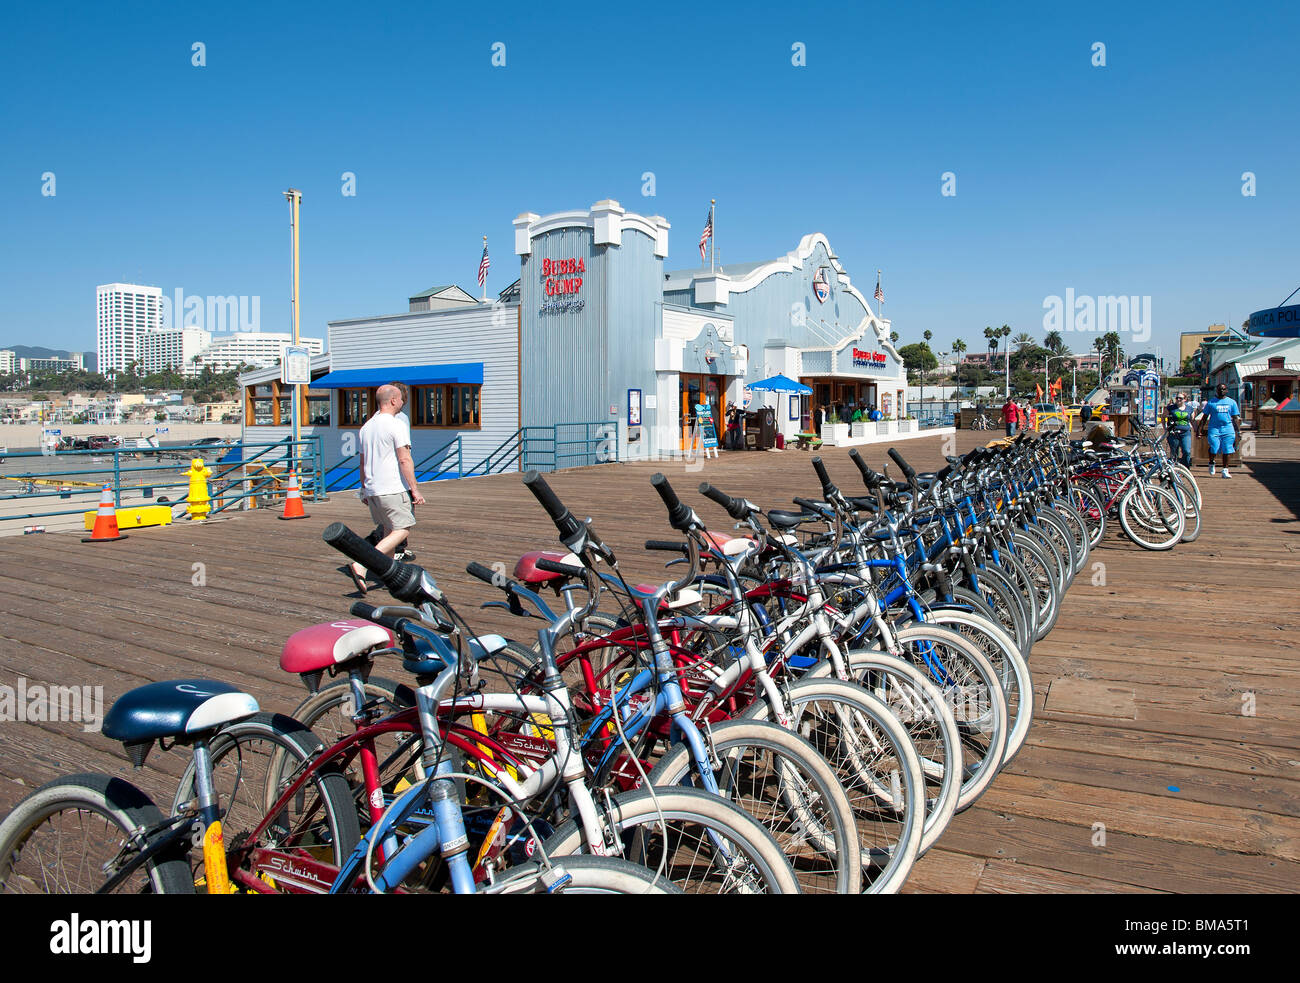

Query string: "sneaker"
[[395, 549, 417, 562], [1222, 469, 1231, 479], [1209, 464, 1216, 475]]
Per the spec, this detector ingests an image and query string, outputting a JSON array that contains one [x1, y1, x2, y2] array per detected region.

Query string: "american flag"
[[874, 273, 883, 303], [477, 241, 490, 287], [699, 208, 713, 261]]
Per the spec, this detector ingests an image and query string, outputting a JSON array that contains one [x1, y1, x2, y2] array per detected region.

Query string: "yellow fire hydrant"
[[185, 458, 213, 521]]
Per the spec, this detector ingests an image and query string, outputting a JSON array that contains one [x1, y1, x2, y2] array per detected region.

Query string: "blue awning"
[[312, 363, 484, 389]]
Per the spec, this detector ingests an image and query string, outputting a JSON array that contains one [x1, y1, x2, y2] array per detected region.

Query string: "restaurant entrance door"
[[680, 373, 727, 451]]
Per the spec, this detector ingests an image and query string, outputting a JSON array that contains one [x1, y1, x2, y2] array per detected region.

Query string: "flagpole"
[[710, 200, 716, 273], [481, 235, 487, 302]]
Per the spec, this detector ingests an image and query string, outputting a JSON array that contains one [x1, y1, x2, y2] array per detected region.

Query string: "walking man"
[[1196, 383, 1242, 478], [1001, 395, 1019, 437], [1164, 393, 1193, 466], [348, 384, 425, 592]]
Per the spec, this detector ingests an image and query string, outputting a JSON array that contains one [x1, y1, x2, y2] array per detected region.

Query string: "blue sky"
[[2, 0, 1296, 362]]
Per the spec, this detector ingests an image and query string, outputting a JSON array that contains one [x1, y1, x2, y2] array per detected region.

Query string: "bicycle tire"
[[647, 719, 862, 893], [1050, 497, 1091, 575], [1067, 484, 1107, 548], [800, 650, 961, 855], [543, 786, 801, 894], [1118, 483, 1185, 550], [1160, 469, 1202, 543], [486, 855, 684, 894], [0, 773, 194, 894], [916, 607, 1033, 766], [172, 712, 361, 892], [740, 677, 925, 893], [1011, 533, 1060, 639]]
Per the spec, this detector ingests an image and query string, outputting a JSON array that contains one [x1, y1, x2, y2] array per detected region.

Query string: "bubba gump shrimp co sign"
[[538, 256, 587, 316]]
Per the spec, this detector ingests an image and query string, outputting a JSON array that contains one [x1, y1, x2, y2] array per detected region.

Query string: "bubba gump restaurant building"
[[241, 199, 907, 468]]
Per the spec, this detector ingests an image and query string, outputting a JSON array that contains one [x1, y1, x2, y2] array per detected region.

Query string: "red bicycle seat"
[[279, 619, 397, 674], [513, 550, 582, 584]]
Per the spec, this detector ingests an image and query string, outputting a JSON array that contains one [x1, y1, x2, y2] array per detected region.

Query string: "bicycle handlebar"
[[652, 472, 697, 532], [522, 470, 583, 541], [324, 522, 437, 604]]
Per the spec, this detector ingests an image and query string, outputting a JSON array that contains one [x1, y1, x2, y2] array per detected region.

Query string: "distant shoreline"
[[0, 421, 242, 452]]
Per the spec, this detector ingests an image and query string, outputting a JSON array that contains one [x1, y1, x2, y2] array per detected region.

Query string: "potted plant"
[[898, 413, 917, 433], [850, 408, 868, 438], [825, 409, 850, 445]]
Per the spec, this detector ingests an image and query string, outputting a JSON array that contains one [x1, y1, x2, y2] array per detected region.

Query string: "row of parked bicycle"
[[0, 423, 1202, 894]]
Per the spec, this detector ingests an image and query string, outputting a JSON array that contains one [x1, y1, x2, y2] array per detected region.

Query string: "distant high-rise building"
[[97, 283, 163, 375], [0, 350, 15, 375], [140, 327, 213, 377], [195, 332, 323, 372]]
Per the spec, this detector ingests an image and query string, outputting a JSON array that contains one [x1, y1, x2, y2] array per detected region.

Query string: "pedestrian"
[[1001, 395, 1019, 437], [1025, 400, 1038, 432], [347, 383, 425, 592], [1195, 383, 1242, 478], [1164, 392, 1193, 466]]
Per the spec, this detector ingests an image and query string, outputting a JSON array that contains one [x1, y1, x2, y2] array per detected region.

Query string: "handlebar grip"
[[535, 557, 579, 576], [811, 456, 839, 498], [698, 482, 749, 521], [645, 540, 688, 553], [887, 447, 918, 484], [651, 473, 696, 531], [848, 448, 871, 477], [522, 470, 583, 540], [324, 522, 395, 579], [465, 562, 499, 586], [792, 496, 831, 517], [348, 601, 411, 636]]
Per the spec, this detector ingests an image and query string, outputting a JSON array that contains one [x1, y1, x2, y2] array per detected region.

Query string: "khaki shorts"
[[365, 492, 415, 531]]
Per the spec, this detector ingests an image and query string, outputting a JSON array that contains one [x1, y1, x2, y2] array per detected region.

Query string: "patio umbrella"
[[745, 374, 812, 395]]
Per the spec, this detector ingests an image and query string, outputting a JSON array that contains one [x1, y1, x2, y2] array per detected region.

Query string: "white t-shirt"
[[359, 412, 411, 498]]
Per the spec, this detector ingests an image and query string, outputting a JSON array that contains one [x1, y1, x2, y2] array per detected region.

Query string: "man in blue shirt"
[[1163, 393, 1193, 466], [1195, 383, 1242, 478]]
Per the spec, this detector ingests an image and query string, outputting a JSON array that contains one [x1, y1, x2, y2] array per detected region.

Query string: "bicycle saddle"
[[103, 679, 259, 744], [280, 619, 398, 675], [513, 550, 583, 584]]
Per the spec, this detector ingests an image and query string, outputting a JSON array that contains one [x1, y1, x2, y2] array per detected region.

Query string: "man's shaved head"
[[376, 384, 402, 406]]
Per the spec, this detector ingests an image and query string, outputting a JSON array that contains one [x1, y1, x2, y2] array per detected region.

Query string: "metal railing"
[[0, 437, 324, 530], [320, 421, 618, 491]]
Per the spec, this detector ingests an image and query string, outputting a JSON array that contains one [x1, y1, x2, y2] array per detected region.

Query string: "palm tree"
[[952, 339, 967, 387], [1044, 330, 1063, 353], [890, 331, 899, 344], [1012, 331, 1035, 352]]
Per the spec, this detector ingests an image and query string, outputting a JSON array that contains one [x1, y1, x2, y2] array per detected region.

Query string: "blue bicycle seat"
[[102, 679, 259, 743]]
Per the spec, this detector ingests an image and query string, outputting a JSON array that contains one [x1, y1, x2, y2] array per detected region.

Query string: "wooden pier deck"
[[1, 431, 1297, 893]]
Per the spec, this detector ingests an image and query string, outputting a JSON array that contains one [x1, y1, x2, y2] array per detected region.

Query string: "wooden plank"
[[975, 859, 1168, 894], [1044, 677, 1136, 718], [898, 849, 985, 894]]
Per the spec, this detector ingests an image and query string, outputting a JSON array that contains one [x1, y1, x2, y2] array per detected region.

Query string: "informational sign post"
[[627, 388, 642, 427], [282, 346, 312, 386], [695, 402, 719, 458]]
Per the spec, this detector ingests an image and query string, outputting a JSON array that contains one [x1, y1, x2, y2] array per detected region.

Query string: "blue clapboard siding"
[[326, 305, 520, 471]]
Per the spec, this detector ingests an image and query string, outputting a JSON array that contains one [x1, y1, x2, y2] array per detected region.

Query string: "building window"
[[338, 388, 373, 427], [411, 384, 481, 428], [248, 384, 275, 425], [305, 389, 331, 425]]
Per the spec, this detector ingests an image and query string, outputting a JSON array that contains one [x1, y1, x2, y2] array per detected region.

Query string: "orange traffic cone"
[[83, 486, 127, 543], [279, 470, 310, 520]]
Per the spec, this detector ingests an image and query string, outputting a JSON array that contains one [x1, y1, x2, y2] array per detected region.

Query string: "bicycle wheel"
[[1067, 484, 1107, 549], [1159, 469, 1202, 543], [1118, 484, 1185, 550], [801, 650, 961, 856], [741, 678, 925, 893], [1034, 509, 1079, 588], [917, 607, 1033, 766], [865, 623, 1008, 809], [647, 719, 862, 894], [0, 774, 193, 894], [1050, 496, 1091, 575], [1011, 534, 1060, 639], [486, 855, 684, 894], [1172, 463, 1202, 509], [171, 712, 361, 892], [543, 786, 801, 894]]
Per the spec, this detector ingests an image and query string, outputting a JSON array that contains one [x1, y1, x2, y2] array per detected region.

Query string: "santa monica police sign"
[[1248, 304, 1300, 338]]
